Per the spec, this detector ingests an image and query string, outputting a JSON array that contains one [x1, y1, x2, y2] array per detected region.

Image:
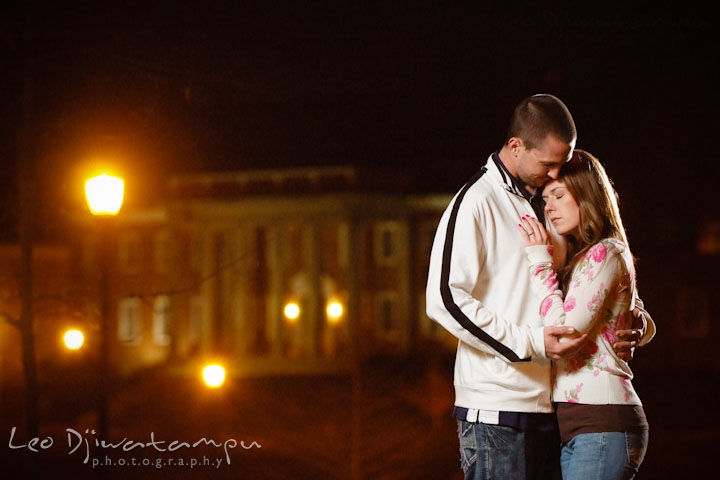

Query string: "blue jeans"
[[560, 431, 649, 480], [457, 420, 562, 480]]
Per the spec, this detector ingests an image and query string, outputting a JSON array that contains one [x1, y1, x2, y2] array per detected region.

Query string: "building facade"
[[74, 166, 455, 376]]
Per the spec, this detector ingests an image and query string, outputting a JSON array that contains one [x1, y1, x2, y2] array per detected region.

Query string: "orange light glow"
[[85, 174, 125, 216], [63, 329, 85, 350], [326, 301, 344, 325], [284, 302, 301, 323], [202, 364, 226, 388]]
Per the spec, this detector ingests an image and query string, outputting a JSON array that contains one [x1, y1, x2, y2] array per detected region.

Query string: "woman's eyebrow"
[[545, 186, 564, 194]]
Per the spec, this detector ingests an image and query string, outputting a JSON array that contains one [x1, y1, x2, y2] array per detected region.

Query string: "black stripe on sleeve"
[[439, 167, 530, 363]]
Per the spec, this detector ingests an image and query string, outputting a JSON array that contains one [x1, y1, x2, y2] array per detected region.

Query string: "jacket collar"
[[486, 151, 527, 199], [486, 152, 546, 223]]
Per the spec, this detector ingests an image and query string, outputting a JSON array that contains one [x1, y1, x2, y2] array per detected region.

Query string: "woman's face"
[[543, 179, 580, 239]]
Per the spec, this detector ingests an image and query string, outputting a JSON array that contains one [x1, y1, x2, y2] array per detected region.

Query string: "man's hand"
[[613, 308, 646, 362], [544, 326, 588, 360]]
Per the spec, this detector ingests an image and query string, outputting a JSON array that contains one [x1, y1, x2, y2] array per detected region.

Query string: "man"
[[425, 94, 654, 479]]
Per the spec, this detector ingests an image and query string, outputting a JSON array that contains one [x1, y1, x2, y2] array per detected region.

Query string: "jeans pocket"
[[457, 420, 478, 473], [625, 430, 649, 471]]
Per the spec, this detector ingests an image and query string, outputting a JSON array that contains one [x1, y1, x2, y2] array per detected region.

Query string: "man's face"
[[515, 135, 574, 189]]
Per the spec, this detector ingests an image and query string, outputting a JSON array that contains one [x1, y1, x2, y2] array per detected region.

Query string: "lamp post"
[[85, 174, 124, 443]]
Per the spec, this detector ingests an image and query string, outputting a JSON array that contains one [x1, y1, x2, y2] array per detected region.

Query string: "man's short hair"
[[506, 94, 577, 150]]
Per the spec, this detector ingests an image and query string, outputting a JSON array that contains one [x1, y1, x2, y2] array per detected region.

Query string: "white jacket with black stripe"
[[427, 154, 655, 414], [426, 154, 557, 413]]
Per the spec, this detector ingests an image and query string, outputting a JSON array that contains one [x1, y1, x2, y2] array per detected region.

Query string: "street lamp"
[[326, 301, 344, 325], [85, 174, 124, 443], [283, 302, 301, 323], [63, 329, 85, 351], [202, 364, 226, 389], [85, 175, 124, 216]]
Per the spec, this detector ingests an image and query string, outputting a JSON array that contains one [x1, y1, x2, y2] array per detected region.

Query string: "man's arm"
[[614, 298, 656, 362], [425, 187, 551, 362], [544, 326, 589, 360]]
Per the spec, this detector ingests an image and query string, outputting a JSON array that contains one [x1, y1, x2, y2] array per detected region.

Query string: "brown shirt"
[[555, 402, 649, 444]]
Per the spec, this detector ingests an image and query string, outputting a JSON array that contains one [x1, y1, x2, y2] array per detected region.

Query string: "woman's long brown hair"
[[554, 150, 635, 294]]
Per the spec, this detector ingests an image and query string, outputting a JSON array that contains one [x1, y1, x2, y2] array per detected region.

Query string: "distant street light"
[[283, 302, 301, 323], [326, 301, 344, 325], [202, 364, 226, 388], [85, 173, 124, 443], [63, 329, 85, 350]]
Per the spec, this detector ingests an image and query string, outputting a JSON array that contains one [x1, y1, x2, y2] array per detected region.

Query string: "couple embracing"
[[426, 94, 654, 480]]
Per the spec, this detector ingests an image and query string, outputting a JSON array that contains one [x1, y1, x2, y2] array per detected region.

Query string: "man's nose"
[[547, 167, 560, 179]]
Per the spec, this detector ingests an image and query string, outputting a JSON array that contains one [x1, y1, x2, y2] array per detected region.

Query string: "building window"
[[374, 221, 401, 266], [153, 231, 172, 274], [152, 295, 171, 346], [118, 233, 142, 274], [375, 292, 398, 336], [117, 297, 142, 345]]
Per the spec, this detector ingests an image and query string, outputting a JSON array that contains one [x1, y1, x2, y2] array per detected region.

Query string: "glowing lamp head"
[[85, 174, 125, 216], [63, 329, 85, 350], [202, 364, 226, 388], [326, 301, 344, 325], [284, 302, 301, 323]]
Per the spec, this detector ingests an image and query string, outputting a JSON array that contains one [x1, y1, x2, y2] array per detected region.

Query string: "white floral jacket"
[[525, 238, 642, 405]]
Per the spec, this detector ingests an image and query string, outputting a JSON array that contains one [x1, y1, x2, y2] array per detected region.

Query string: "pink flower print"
[[615, 312, 630, 331], [588, 243, 607, 263], [602, 326, 617, 345], [534, 265, 545, 277], [583, 352, 609, 378], [540, 297, 553, 318], [565, 383, 584, 403], [565, 341, 599, 372], [619, 377, 633, 402], [543, 271, 558, 290], [563, 296, 576, 312], [587, 283, 606, 312]]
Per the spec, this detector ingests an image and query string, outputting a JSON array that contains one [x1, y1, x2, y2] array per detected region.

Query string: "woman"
[[518, 149, 648, 480]]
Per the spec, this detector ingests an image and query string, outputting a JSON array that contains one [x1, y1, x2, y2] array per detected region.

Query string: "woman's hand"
[[518, 215, 551, 247]]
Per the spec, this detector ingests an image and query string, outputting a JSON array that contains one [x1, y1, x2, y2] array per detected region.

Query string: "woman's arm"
[[526, 241, 625, 333], [519, 216, 626, 334]]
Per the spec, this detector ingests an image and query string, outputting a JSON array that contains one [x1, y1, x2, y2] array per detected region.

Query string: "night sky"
[[1, 1, 717, 242]]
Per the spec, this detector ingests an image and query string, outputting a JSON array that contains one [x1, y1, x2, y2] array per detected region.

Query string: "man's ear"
[[507, 137, 523, 157]]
